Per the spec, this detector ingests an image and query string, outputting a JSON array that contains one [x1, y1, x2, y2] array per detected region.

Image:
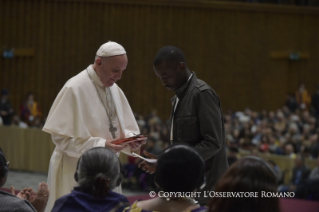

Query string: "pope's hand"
[[129, 135, 147, 152], [105, 138, 127, 153], [138, 150, 157, 174]]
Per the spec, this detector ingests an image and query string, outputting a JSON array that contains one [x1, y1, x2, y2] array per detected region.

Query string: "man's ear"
[[179, 62, 186, 71]]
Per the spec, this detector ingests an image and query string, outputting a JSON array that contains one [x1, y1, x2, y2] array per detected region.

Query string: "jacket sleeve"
[[193, 89, 224, 161]]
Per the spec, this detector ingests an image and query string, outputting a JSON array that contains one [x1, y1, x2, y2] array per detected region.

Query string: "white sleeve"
[[51, 133, 106, 158]]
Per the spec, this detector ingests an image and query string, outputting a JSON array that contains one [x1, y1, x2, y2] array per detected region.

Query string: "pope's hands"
[[138, 150, 157, 174], [105, 138, 127, 153]]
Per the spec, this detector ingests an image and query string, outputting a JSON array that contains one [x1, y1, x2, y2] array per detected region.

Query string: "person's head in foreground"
[[0, 148, 9, 188], [208, 156, 281, 212], [92, 41, 128, 88], [125, 144, 208, 212], [52, 147, 129, 212], [0, 147, 49, 212], [153, 46, 192, 92]]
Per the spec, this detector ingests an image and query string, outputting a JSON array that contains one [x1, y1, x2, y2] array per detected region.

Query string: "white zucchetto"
[[96, 41, 126, 57]]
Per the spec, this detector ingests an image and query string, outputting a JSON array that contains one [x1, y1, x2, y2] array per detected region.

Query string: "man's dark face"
[[153, 62, 184, 92]]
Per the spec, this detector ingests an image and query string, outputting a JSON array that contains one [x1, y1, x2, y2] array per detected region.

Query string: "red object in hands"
[[112, 135, 147, 145]]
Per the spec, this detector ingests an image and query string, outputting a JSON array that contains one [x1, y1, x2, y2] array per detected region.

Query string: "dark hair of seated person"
[[208, 157, 281, 212], [155, 144, 205, 193], [75, 147, 121, 198]]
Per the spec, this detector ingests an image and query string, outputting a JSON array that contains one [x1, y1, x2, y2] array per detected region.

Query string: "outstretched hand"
[[30, 182, 49, 212], [105, 138, 127, 153], [138, 150, 157, 174]]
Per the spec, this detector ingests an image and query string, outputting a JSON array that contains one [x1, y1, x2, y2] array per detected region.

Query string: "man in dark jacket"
[[140, 46, 228, 205]]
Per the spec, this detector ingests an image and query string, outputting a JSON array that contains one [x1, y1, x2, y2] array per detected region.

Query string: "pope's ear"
[[95, 57, 102, 66]]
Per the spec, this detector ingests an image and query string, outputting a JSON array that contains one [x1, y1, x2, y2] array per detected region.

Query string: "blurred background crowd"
[[1, 81, 319, 196]]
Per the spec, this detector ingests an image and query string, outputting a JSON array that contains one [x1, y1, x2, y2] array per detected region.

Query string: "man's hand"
[[30, 182, 49, 212], [129, 135, 147, 152], [105, 138, 127, 153], [138, 150, 157, 174]]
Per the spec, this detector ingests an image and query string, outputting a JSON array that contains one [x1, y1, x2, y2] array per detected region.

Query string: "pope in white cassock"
[[42, 41, 145, 212]]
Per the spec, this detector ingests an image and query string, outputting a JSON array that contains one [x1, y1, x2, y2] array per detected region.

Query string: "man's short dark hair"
[[153, 46, 187, 68]]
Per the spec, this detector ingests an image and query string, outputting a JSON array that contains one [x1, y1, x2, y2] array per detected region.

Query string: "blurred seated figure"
[[310, 133, 319, 158], [267, 160, 283, 184], [51, 147, 130, 212], [20, 92, 42, 125], [0, 147, 49, 212], [294, 155, 319, 200], [295, 83, 311, 111], [284, 143, 297, 159], [227, 147, 238, 166], [309, 154, 319, 181], [208, 156, 281, 212], [278, 155, 311, 193], [11, 115, 28, 129], [312, 84, 319, 127], [124, 144, 208, 212], [0, 89, 14, 126], [285, 94, 298, 113]]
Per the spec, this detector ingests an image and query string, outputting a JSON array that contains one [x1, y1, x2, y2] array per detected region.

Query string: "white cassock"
[[42, 65, 140, 212]]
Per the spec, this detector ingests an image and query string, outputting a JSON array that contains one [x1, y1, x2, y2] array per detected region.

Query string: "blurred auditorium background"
[[1, 0, 319, 211]]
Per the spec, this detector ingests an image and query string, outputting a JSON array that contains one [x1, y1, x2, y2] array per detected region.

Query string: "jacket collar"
[[170, 72, 196, 105], [176, 71, 196, 96]]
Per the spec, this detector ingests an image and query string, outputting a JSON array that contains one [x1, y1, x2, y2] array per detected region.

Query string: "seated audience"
[[278, 155, 311, 192], [208, 156, 281, 212], [0, 147, 49, 212], [51, 147, 130, 212], [294, 155, 319, 200], [124, 144, 208, 212]]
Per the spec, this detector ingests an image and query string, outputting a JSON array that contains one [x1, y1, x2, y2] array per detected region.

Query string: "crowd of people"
[[1, 83, 319, 197], [1, 144, 300, 212], [1, 38, 319, 212], [0, 89, 44, 129]]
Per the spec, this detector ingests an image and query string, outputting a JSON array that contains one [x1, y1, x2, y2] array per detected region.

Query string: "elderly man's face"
[[96, 54, 128, 87]]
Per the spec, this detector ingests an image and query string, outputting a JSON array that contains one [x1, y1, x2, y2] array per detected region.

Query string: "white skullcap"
[[96, 41, 126, 57]]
